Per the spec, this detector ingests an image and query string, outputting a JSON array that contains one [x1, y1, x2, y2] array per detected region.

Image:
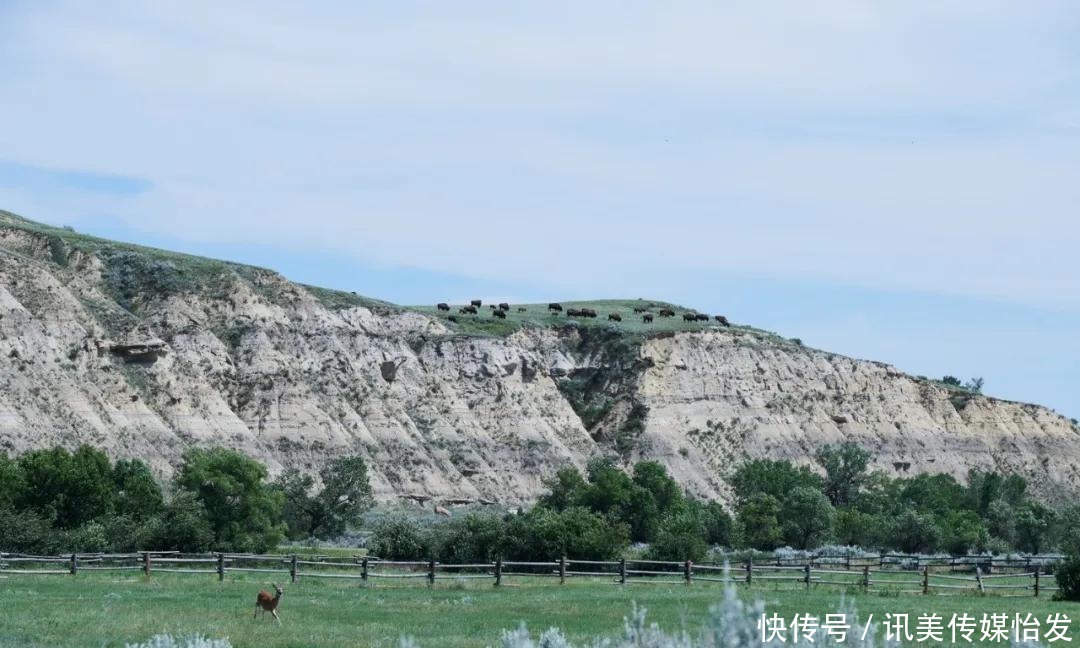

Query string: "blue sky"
[[0, 2, 1077, 417]]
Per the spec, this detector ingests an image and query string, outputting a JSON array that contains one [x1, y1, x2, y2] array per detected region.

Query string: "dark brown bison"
[[714, 315, 730, 326], [498, 303, 510, 311], [607, 313, 622, 322], [548, 303, 563, 312], [448, 315, 459, 322], [581, 308, 597, 318], [659, 308, 675, 317], [471, 299, 482, 307], [642, 314, 654, 323], [695, 313, 710, 322], [517, 307, 527, 312], [493, 309, 506, 319], [460, 306, 478, 314], [437, 303, 450, 311], [683, 312, 698, 322], [633, 307, 648, 313], [566, 308, 583, 317]]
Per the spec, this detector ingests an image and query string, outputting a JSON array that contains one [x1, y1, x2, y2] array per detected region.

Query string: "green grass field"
[[1, 572, 1075, 648]]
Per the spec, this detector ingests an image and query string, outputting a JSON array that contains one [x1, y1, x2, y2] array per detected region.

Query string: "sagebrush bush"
[[124, 635, 231, 648]]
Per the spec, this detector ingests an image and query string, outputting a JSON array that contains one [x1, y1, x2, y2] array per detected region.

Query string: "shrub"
[[1055, 554, 1080, 601], [370, 515, 431, 559], [940, 511, 988, 554], [124, 635, 231, 648], [504, 507, 629, 560], [429, 513, 506, 563], [890, 509, 941, 553]]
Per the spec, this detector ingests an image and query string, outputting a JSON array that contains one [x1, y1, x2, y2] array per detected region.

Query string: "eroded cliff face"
[[2, 214, 1078, 505]]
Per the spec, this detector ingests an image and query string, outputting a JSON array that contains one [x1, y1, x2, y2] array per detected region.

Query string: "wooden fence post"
[[922, 566, 929, 595], [619, 558, 626, 585], [69, 553, 78, 576], [290, 555, 297, 583], [494, 558, 503, 587], [559, 556, 567, 585], [746, 557, 753, 585], [684, 560, 692, 585], [427, 559, 436, 586], [975, 566, 984, 594], [1034, 567, 1040, 598], [361, 558, 368, 583], [862, 565, 870, 591], [804, 564, 811, 589], [217, 553, 225, 581], [142, 552, 151, 577]]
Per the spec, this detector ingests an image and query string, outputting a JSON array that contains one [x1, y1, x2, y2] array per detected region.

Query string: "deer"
[[254, 583, 284, 623]]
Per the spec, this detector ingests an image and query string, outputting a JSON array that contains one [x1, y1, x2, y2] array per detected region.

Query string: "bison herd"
[[435, 299, 731, 329]]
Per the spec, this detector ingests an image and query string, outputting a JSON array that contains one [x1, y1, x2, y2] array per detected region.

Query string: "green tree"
[[815, 443, 871, 506], [833, 508, 882, 548], [1014, 502, 1055, 554], [697, 500, 733, 546], [17, 446, 115, 528], [279, 455, 374, 539], [730, 459, 824, 504], [736, 493, 782, 550], [941, 510, 988, 554], [174, 447, 285, 552], [536, 466, 587, 511], [648, 509, 707, 562], [985, 500, 1015, 545], [369, 515, 431, 559], [429, 513, 506, 563], [111, 458, 163, 520], [503, 507, 629, 561], [0, 453, 24, 509], [632, 461, 684, 515], [781, 487, 835, 549], [891, 509, 941, 553]]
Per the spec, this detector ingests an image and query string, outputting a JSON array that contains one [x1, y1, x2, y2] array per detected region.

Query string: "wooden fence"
[[0, 552, 1063, 597], [0, 550, 1062, 596]]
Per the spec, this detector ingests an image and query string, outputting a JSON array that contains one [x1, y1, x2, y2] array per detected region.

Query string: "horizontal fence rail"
[[0, 552, 1062, 597]]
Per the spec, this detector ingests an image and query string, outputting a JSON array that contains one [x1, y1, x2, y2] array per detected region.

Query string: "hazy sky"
[[1, 2, 1077, 417]]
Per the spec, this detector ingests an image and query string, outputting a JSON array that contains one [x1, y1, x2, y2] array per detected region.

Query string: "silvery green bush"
[[124, 635, 231, 648]]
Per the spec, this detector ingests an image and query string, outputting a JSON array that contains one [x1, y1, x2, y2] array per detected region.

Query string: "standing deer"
[[254, 583, 284, 623]]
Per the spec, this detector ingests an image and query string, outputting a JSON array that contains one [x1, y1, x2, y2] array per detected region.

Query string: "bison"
[[460, 306, 478, 314], [498, 302, 510, 311], [683, 313, 698, 322], [448, 315, 459, 323], [437, 303, 450, 311], [580, 308, 597, 318], [695, 313, 710, 322], [607, 313, 622, 322], [659, 308, 675, 317], [517, 307, 527, 312], [714, 315, 730, 326], [633, 307, 648, 313], [471, 299, 482, 307], [642, 314, 654, 323], [566, 308, 583, 317], [548, 303, 563, 312], [493, 309, 506, 319]]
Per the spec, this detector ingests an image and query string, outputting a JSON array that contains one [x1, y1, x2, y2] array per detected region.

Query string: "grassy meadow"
[[0, 571, 1076, 648]]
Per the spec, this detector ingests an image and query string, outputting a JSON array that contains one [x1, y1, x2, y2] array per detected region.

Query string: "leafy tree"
[[1014, 502, 1055, 554], [781, 487, 835, 549], [941, 376, 962, 387], [940, 511, 988, 555], [16, 446, 115, 528], [632, 461, 684, 515], [537, 466, 587, 511], [111, 458, 163, 520], [576, 458, 657, 542], [503, 507, 629, 561], [898, 473, 967, 517], [174, 447, 285, 552], [891, 509, 941, 553], [833, 508, 885, 548], [429, 513, 506, 563], [0, 454, 24, 510], [736, 493, 782, 550], [985, 500, 1016, 545], [697, 500, 734, 546], [648, 510, 707, 562], [815, 442, 871, 506], [730, 459, 824, 504], [279, 455, 374, 539], [963, 377, 985, 393]]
